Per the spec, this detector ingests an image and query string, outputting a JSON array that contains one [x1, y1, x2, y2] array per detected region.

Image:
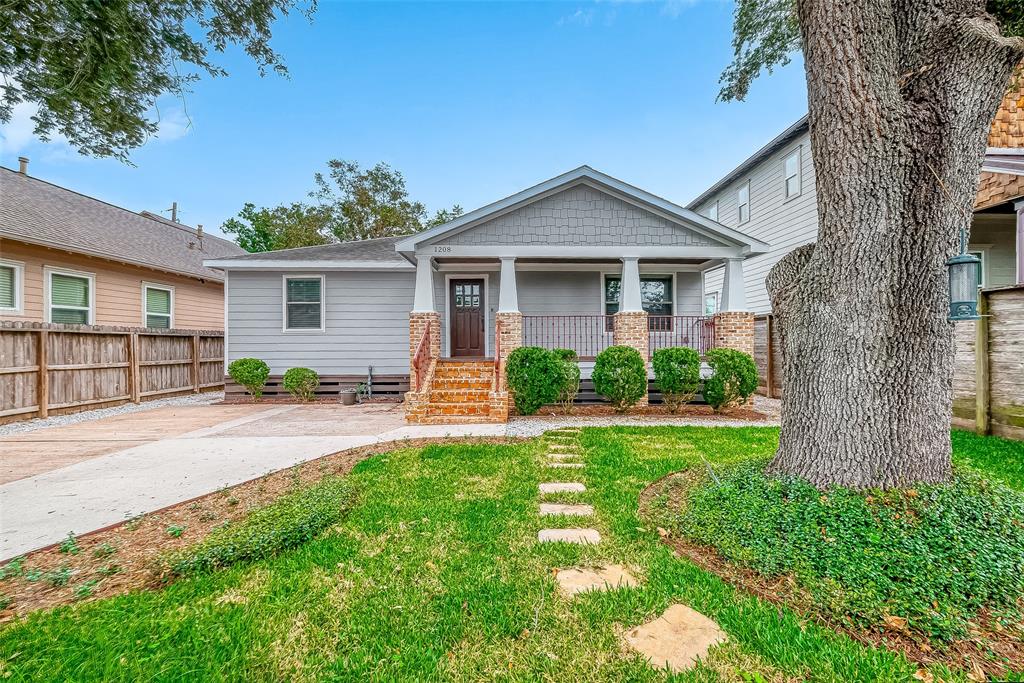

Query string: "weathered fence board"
[[0, 322, 224, 423]]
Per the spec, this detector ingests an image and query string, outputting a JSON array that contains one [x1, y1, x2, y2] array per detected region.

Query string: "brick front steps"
[[405, 359, 510, 424]]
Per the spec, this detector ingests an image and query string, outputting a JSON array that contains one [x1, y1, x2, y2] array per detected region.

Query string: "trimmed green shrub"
[[283, 367, 320, 402], [505, 346, 562, 415], [592, 345, 647, 413], [651, 347, 701, 413], [228, 358, 270, 400], [552, 348, 580, 415], [702, 348, 757, 412], [675, 462, 1024, 642], [168, 477, 356, 576]]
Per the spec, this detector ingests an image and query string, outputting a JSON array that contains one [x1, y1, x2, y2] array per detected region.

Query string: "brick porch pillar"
[[712, 311, 755, 356], [409, 311, 441, 392], [495, 312, 522, 367], [613, 310, 649, 406]]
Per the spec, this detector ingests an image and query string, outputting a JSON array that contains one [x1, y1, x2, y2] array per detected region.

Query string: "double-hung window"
[[705, 201, 719, 222], [737, 182, 750, 224], [143, 284, 173, 328], [0, 259, 23, 313], [784, 148, 802, 199], [284, 275, 324, 331], [47, 268, 94, 324], [604, 275, 674, 330]]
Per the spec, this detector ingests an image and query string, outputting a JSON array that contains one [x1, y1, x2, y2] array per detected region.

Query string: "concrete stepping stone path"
[[539, 503, 593, 516], [555, 564, 638, 596], [539, 482, 585, 494], [547, 452, 581, 462], [622, 604, 727, 673], [538, 528, 601, 544], [547, 462, 584, 469]]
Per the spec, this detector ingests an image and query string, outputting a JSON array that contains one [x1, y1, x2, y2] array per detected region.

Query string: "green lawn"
[[0, 427, 1020, 681]]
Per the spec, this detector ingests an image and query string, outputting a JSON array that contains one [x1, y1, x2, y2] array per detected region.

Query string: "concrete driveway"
[[0, 402, 504, 560]]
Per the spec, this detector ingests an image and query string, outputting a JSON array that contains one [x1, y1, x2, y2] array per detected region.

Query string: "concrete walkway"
[[0, 403, 503, 560]]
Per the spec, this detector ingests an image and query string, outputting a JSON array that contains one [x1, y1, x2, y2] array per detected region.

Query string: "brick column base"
[[493, 311, 522, 413], [613, 311, 649, 406], [712, 310, 756, 408], [409, 311, 441, 392]]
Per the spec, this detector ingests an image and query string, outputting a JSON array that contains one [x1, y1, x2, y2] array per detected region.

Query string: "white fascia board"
[[413, 245, 752, 258], [202, 259, 414, 271]]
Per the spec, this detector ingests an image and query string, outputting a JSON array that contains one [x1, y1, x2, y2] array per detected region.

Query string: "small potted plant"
[[354, 382, 368, 404], [339, 386, 358, 406]]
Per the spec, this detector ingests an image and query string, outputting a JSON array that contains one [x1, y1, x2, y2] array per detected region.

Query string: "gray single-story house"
[[206, 166, 768, 422]]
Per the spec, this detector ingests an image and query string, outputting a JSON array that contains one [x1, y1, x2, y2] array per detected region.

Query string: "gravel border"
[[0, 392, 225, 437]]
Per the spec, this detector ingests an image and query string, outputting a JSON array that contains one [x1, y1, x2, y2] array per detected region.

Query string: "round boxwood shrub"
[[592, 345, 647, 413], [703, 348, 758, 412], [228, 358, 270, 401], [283, 367, 320, 402], [505, 346, 562, 415], [552, 348, 580, 414], [651, 347, 701, 413]]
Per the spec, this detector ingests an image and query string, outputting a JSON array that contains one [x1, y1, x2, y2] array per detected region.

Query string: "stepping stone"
[[555, 564, 638, 596], [623, 604, 727, 673], [539, 482, 585, 494], [547, 452, 581, 461], [547, 462, 584, 469], [538, 528, 601, 544], [540, 503, 593, 517]]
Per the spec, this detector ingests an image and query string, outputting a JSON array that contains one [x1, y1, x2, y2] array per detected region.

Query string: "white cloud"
[[558, 8, 596, 26], [0, 102, 46, 157], [154, 105, 192, 142]]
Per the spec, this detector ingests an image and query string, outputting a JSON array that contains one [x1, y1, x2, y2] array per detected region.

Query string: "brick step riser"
[[432, 372, 494, 381], [426, 404, 491, 416], [428, 391, 492, 403], [430, 381, 493, 391]]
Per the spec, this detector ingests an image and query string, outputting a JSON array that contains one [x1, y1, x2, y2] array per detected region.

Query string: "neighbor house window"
[[737, 182, 750, 224], [605, 275, 673, 329], [143, 284, 173, 329], [0, 259, 23, 313], [968, 251, 986, 287], [704, 292, 718, 315], [705, 201, 719, 222], [47, 268, 94, 324], [784, 148, 802, 199], [284, 275, 324, 331]]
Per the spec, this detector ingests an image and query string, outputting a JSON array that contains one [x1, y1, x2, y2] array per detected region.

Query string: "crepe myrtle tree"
[[721, 0, 1024, 488]]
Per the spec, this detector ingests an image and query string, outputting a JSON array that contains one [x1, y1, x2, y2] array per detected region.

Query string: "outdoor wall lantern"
[[947, 228, 981, 321]]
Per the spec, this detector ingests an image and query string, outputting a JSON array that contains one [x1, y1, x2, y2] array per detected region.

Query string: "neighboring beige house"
[[0, 160, 244, 329]]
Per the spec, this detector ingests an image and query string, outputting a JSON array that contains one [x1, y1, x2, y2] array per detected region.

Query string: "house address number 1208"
[[433, 246, 452, 253]]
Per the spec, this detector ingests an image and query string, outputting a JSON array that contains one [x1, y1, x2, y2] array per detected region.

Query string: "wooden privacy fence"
[[752, 285, 1024, 440], [0, 322, 224, 423]]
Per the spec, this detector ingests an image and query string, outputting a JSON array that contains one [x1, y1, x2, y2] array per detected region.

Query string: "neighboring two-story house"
[[0, 160, 244, 329], [691, 90, 1024, 314]]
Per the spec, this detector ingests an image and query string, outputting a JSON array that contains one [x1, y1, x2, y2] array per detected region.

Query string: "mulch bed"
[[0, 436, 518, 621], [638, 472, 1024, 680], [527, 404, 769, 421]]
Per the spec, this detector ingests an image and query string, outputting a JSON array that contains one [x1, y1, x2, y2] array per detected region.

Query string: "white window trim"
[[737, 181, 751, 225], [44, 266, 95, 325], [968, 244, 992, 288], [704, 291, 719, 315], [706, 201, 719, 223], [784, 146, 802, 200], [600, 272, 677, 317], [282, 274, 326, 333], [142, 282, 175, 329], [443, 273, 490, 357], [0, 258, 25, 314]]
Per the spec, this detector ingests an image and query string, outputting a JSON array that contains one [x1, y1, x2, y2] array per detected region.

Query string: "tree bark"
[[766, 0, 1023, 489]]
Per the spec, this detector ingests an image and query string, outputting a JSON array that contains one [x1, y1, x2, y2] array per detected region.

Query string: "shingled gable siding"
[[698, 131, 818, 314], [0, 239, 224, 329], [433, 186, 722, 247], [226, 269, 415, 375]]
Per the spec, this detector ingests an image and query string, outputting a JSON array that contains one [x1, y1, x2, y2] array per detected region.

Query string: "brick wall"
[[713, 311, 755, 357], [612, 311, 649, 405], [409, 312, 441, 392]]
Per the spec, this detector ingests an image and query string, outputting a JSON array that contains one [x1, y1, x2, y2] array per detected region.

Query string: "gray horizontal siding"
[[695, 131, 819, 314], [227, 270, 415, 375]]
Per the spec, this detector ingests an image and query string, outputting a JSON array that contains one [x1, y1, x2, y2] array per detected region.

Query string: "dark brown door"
[[450, 279, 485, 357]]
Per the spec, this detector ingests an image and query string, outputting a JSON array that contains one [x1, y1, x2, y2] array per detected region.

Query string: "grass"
[[0, 427, 1020, 681]]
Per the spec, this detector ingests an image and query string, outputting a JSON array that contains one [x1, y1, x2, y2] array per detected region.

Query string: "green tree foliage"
[[0, 0, 313, 161], [221, 203, 333, 253], [720, 0, 1024, 101], [592, 346, 647, 413], [651, 347, 701, 413], [505, 347, 563, 415], [703, 349, 758, 412]]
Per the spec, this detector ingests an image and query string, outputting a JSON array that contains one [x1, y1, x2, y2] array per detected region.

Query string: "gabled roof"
[[686, 116, 809, 210], [395, 165, 770, 254], [0, 167, 245, 281], [204, 236, 412, 269]]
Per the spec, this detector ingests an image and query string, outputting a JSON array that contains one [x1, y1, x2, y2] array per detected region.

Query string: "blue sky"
[[0, 1, 807, 240]]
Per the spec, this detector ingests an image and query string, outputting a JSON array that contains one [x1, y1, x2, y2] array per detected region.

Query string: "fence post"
[[37, 330, 49, 419], [975, 291, 991, 436], [128, 332, 141, 403], [192, 333, 201, 393]]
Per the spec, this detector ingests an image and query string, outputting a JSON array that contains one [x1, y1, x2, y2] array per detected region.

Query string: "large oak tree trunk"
[[766, 1, 1022, 489]]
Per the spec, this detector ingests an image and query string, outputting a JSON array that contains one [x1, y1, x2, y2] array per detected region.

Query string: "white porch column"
[[497, 257, 519, 312], [721, 257, 748, 312], [620, 256, 643, 312], [412, 255, 435, 312]]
